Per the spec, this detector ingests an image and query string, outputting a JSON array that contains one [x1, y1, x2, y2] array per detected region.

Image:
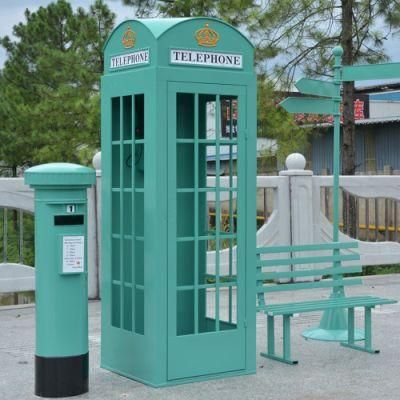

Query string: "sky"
[[0, 0, 130, 67], [0, 0, 400, 84]]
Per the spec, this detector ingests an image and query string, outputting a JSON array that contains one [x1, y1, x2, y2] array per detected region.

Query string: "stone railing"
[[0, 178, 35, 294], [2, 152, 400, 299], [0, 171, 100, 299]]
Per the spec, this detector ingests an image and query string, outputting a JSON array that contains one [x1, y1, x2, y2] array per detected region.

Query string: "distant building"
[[310, 82, 400, 174]]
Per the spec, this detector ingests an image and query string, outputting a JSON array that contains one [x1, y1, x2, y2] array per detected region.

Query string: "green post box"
[[24, 163, 95, 398], [101, 17, 256, 386]]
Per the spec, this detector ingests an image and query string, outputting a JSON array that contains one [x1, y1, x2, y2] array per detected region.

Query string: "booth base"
[[101, 362, 255, 388]]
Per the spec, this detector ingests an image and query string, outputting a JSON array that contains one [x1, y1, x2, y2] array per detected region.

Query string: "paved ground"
[[1, 274, 399, 400]]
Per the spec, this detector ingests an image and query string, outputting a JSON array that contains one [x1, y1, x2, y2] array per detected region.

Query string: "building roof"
[[311, 116, 400, 128], [355, 116, 400, 125], [355, 81, 400, 93]]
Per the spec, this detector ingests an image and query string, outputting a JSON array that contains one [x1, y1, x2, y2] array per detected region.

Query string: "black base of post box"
[[35, 353, 89, 398]]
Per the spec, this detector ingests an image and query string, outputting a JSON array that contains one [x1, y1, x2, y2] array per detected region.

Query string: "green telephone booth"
[[101, 17, 256, 387]]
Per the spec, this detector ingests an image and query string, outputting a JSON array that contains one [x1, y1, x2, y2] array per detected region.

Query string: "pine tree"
[[0, 0, 115, 171]]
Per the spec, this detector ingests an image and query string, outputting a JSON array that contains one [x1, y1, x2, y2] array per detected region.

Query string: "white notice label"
[[110, 49, 150, 70], [63, 236, 85, 273], [170, 49, 243, 69]]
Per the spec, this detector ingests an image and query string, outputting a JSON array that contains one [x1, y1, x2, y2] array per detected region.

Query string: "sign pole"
[[301, 46, 363, 342], [332, 46, 342, 246]]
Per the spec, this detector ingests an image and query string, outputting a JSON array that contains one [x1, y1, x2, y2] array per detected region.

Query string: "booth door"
[[167, 82, 247, 381]]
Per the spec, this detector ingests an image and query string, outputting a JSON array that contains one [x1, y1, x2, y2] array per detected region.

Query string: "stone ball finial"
[[286, 153, 306, 170], [92, 151, 101, 171], [332, 46, 343, 57]]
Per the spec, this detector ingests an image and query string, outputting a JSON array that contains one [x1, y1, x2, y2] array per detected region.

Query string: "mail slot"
[[54, 215, 84, 225]]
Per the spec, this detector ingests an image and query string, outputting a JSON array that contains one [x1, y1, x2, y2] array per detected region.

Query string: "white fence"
[[1, 152, 400, 299], [0, 174, 101, 299]]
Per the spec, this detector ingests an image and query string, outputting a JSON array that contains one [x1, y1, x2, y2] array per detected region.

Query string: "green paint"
[[259, 278, 362, 293], [279, 97, 334, 115], [295, 78, 336, 98], [342, 62, 400, 81], [24, 163, 95, 358], [255, 240, 397, 358], [258, 265, 362, 280], [101, 17, 256, 387], [257, 253, 360, 267]]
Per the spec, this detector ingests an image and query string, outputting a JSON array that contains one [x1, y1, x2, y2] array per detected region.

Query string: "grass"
[[343, 264, 400, 278]]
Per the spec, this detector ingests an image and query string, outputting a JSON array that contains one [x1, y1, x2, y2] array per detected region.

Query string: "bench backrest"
[[256, 242, 362, 308]]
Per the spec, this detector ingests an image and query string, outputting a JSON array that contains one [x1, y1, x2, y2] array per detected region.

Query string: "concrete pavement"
[[1, 274, 399, 400]]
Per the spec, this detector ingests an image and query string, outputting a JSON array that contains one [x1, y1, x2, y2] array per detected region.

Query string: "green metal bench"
[[256, 241, 397, 365]]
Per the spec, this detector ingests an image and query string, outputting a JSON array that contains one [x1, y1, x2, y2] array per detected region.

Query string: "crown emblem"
[[122, 26, 136, 48], [195, 23, 220, 47]]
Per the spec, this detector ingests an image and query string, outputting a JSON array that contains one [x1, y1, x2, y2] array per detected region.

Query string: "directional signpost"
[[342, 62, 400, 82], [279, 46, 349, 341], [280, 47, 400, 342], [279, 97, 335, 115], [280, 46, 343, 251], [295, 77, 336, 98]]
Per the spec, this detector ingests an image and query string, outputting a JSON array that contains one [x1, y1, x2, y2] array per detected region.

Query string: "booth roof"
[[104, 17, 254, 49], [139, 18, 190, 38]]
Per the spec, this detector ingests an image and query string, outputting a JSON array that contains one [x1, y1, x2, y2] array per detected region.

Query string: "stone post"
[[280, 153, 315, 281]]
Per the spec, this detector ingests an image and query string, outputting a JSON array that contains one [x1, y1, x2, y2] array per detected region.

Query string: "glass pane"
[[111, 238, 120, 281], [177, 290, 194, 336], [135, 288, 144, 335], [123, 95, 132, 140], [177, 193, 194, 237], [123, 286, 132, 331], [198, 288, 216, 333], [123, 238, 132, 283], [112, 192, 120, 234], [221, 97, 238, 139], [176, 93, 194, 139], [177, 144, 194, 188], [219, 286, 237, 330], [123, 192, 132, 235], [111, 97, 120, 141], [111, 284, 121, 328], [112, 145, 120, 188], [134, 95, 144, 140], [134, 192, 144, 237], [123, 143, 132, 188], [135, 240, 144, 286], [198, 239, 208, 285], [177, 241, 194, 286]]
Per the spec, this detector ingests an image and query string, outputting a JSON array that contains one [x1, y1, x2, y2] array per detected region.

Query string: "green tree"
[[249, 1, 400, 172], [122, 0, 258, 25], [0, 0, 115, 173], [248, 0, 400, 233], [257, 76, 310, 163]]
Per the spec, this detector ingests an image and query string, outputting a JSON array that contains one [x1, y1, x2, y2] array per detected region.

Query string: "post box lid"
[[24, 163, 96, 188]]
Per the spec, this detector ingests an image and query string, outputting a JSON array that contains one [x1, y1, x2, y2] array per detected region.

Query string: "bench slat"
[[256, 278, 363, 293], [262, 296, 390, 311], [257, 253, 360, 267], [261, 295, 376, 310], [257, 296, 397, 315], [257, 265, 362, 280], [256, 241, 359, 255]]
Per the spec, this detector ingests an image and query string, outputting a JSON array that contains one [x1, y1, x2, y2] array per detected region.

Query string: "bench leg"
[[341, 306, 380, 354], [260, 315, 298, 365], [267, 315, 275, 355]]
